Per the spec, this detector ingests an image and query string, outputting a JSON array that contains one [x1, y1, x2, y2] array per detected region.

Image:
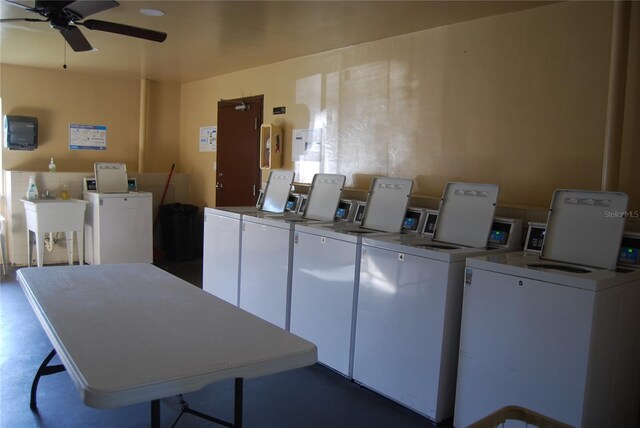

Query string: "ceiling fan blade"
[[2, 0, 35, 11], [32, 1, 74, 16], [63, 0, 118, 19], [0, 17, 47, 22], [60, 25, 93, 52], [81, 19, 167, 43]]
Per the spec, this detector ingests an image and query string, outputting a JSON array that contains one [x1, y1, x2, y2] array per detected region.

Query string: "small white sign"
[[199, 126, 217, 152], [292, 128, 323, 183], [69, 124, 107, 151], [292, 128, 322, 160]]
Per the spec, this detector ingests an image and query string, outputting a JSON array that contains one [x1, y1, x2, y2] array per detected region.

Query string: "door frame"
[[215, 95, 264, 207]]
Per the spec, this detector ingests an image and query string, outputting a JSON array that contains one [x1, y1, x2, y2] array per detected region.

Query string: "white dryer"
[[353, 183, 511, 423], [454, 190, 640, 428], [290, 177, 414, 377], [239, 173, 346, 329], [201, 170, 294, 304]]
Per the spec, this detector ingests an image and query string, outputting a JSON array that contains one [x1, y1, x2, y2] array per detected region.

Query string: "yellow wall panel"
[[1, 65, 140, 172], [144, 80, 181, 173], [619, 2, 640, 213], [180, 1, 618, 209], [3, 1, 637, 213], [0, 65, 180, 175]]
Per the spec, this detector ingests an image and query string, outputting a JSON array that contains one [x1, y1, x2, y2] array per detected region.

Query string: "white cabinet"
[[84, 192, 152, 265]]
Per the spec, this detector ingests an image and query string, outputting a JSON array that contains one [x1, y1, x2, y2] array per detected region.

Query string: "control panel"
[[353, 202, 367, 224], [285, 193, 301, 212], [422, 210, 439, 235], [296, 195, 308, 214], [489, 217, 522, 250], [334, 199, 356, 221], [524, 222, 546, 253], [618, 232, 640, 268], [402, 208, 426, 233]]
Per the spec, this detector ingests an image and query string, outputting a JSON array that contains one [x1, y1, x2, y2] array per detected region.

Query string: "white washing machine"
[[454, 190, 640, 428], [239, 173, 346, 329], [203, 206, 258, 305], [83, 190, 153, 265], [353, 183, 512, 423], [201, 170, 294, 304], [83, 162, 154, 265], [290, 177, 414, 377]]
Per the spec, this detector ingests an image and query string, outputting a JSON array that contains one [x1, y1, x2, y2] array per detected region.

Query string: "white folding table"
[[17, 263, 317, 427]]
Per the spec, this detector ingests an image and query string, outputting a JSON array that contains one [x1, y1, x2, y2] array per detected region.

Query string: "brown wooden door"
[[216, 95, 263, 207]]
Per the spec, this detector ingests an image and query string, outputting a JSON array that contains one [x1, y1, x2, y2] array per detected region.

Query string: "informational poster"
[[69, 124, 107, 150], [292, 128, 322, 161], [292, 128, 323, 183], [199, 126, 217, 152]]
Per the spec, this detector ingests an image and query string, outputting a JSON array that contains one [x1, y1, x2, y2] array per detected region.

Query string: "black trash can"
[[160, 203, 199, 260]]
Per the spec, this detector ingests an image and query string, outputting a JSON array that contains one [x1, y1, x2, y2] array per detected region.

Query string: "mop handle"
[[153, 163, 176, 231]]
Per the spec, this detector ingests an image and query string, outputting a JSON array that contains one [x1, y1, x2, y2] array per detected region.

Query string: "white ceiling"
[[0, 1, 553, 83]]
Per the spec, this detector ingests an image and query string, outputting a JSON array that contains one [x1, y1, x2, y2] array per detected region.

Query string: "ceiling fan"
[[0, 0, 167, 52]]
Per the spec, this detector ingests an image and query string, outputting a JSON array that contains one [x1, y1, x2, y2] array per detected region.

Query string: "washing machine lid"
[[432, 182, 499, 248], [261, 170, 295, 213], [541, 189, 628, 269], [361, 177, 414, 233], [94, 162, 128, 193], [303, 174, 346, 221]]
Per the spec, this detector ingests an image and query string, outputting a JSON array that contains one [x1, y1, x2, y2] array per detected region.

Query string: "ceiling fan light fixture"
[[140, 8, 164, 17]]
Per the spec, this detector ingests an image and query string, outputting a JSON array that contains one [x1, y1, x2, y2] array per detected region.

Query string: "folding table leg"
[[30, 348, 66, 410], [151, 400, 161, 428], [234, 378, 243, 428], [169, 377, 244, 428]]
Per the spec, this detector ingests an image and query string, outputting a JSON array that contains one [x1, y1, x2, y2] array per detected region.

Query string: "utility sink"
[[21, 198, 88, 267]]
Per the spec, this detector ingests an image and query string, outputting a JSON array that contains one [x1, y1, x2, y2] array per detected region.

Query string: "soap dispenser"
[[26, 176, 39, 200], [48, 158, 57, 172]]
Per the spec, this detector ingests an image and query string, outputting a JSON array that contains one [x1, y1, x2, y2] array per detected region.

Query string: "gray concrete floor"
[[1, 262, 448, 428]]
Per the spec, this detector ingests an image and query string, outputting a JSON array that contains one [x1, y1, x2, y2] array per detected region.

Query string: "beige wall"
[[179, 78, 221, 208], [180, 1, 640, 211], [2, 2, 637, 213], [619, 2, 640, 212], [144, 80, 182, 173], [0, 65, 180, 174]]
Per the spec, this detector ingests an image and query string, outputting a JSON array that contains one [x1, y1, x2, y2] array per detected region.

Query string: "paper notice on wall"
[[69, 124, 107, 150], [199, 126, 217, 152], [292, 128, 322, 160], [292, 128, 323, 183]]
